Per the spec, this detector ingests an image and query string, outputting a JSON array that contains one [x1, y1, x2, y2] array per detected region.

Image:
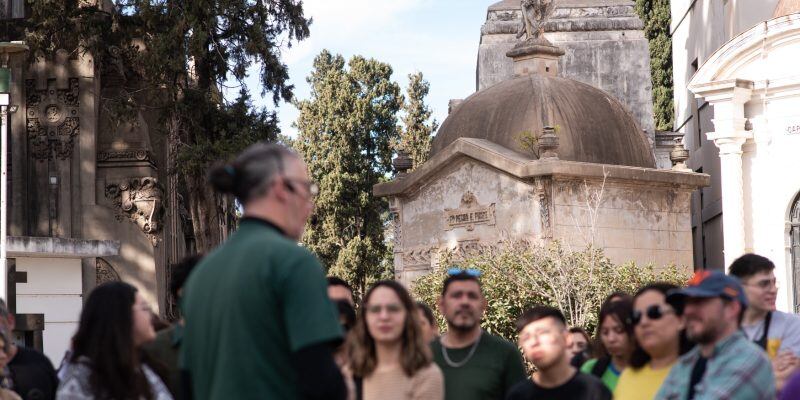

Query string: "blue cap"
[[666, 270, 748, 308]]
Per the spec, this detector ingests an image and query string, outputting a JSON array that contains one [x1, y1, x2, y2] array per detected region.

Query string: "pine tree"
[[294, 51, 402, 296], [635, 0, 674, 131], [25, 0, 310, 252], [397, 72, 438, 169]]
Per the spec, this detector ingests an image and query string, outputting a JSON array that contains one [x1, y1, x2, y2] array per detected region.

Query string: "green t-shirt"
[[180, 218, 342, 400], [431, 331, 527, 400], [580, 358, 621, 392]]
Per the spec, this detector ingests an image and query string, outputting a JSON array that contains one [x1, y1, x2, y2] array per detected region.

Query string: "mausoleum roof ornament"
[[428, 0, 655, 168]]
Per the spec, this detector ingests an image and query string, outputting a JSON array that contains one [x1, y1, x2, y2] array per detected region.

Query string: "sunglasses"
[[631, 305, 675, 325], [446, 268, 481, 277]]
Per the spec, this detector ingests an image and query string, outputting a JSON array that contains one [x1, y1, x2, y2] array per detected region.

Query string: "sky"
[[241, 0, 491, 137]]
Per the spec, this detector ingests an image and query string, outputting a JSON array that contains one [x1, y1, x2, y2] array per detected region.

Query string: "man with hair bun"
[[181, 142, 346, 400]]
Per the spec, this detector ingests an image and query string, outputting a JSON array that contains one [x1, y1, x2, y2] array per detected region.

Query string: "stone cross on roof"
[[517, 0, 557, 40]]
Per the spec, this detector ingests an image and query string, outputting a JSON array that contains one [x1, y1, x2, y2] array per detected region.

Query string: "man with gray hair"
[[181, 143, 346, 400], [0, 299, 58, 400]]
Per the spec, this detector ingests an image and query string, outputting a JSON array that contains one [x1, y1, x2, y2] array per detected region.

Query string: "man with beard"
[[656, 270, 775, 399], [507, 306, 611, 399], [432, 270, 526, 400]]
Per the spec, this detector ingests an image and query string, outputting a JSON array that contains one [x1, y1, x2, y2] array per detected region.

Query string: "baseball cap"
[[666, 270, 749, 309]]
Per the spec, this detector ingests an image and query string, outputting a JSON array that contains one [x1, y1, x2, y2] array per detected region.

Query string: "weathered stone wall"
[[551, 178, 694, 269], [479, 0, 656, 143], [394, 158, 538, 284]]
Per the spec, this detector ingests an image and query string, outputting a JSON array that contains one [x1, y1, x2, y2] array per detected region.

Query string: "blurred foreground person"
[[416, 302, 439, 344], [0, 299, 57, 400], [57, 282, 172, 400], [181, 143, 345, 400], [657, 270, 775, 400], [581, 297, 635, 392], [143, 255, 202, 399], [432, 270, 526, 400], [507, 306, 610, 400], [615, 283, 689, 399], [0, 328, 21, 400], [347, 281, 443, 400], [568, 327, 592, 368]]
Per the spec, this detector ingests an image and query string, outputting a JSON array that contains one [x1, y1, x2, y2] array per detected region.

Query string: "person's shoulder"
[[774, 310, 800, 327], [482, 331, 519, 352], [724, 334, 771, 364], [10, 346, 54, 368], [575, 371, 608, 387], [580, 358, 598, 373], [414, 363, 444, 384], [574, 372, 612, 398], [506, 379, 535, 399]]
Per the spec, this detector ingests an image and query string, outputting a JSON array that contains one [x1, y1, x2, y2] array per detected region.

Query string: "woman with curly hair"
[[56, 281, 172, 399], [347, 280, 443, 400]]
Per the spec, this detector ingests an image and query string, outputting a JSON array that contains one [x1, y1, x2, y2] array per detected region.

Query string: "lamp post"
[[0, 41, 27, 302]]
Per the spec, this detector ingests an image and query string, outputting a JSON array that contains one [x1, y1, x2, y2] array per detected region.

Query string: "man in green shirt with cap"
[[181, 143, 346, 400]]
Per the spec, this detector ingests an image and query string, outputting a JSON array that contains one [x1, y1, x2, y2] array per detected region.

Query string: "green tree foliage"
[[25, 0, 309, 252], [413, 241, 689, 342], [397, 72, 438, 169], [635, 0, 674, 131], [294, 51, 402, 297]]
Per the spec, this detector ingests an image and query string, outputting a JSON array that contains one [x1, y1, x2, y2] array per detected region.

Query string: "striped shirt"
[[655, 331, 775, 400]]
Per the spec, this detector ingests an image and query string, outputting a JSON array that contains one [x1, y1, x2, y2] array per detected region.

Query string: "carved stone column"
[[693, 79, 753, 267]]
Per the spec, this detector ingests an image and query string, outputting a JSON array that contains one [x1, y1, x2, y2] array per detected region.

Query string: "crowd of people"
[[2, 142, 800, 399]]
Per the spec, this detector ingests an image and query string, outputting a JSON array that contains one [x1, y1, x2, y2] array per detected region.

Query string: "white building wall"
[[15, 257, 82, 364]]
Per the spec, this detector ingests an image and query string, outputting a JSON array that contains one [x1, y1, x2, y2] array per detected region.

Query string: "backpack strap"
[[354, 376, 363, 400]]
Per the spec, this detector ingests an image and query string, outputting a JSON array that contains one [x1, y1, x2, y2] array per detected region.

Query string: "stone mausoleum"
[[375, 13, 710, 284]]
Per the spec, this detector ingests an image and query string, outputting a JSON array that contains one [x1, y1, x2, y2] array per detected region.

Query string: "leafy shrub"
[[412, 240, 689, 343]]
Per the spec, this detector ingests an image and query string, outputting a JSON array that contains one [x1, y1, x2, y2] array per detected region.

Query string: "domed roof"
[[774, 0, 800, 17], [430, 73, 656, 168]]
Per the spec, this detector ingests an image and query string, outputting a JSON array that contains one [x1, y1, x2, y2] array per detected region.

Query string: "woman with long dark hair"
[[615, 283, 690, 400], [347, 281, 443, 400], [580, 296, 635, 392], [57, 282, 172, 399]]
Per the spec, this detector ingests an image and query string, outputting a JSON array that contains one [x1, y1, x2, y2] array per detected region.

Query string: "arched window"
[[792, 193, 800, 312]]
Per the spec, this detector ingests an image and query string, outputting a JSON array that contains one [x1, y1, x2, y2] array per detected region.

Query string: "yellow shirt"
[[614, 362, 674, 400]]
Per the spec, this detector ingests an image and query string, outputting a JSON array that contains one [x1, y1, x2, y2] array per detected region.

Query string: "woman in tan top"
[[347, 280, 444, 400]]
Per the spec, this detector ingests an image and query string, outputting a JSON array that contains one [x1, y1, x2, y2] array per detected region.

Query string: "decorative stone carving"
[[25, 78, 80, 161], [105, 178, 165, 246], [444, 192, 496, 231], [389, 208, 402, 252], [97, 149, 155, 163], [517, 0, 557, 40], [535, 178, 553, 238], [96, 258, 121, 285], [402, 246, 435, 270]]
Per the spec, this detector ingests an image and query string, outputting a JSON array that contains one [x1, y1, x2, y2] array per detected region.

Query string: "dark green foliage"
[[294, 50, 402, 297], [25, 0, 310, 251], [397, 72, 438, 169], [635, 0, 674, 131]]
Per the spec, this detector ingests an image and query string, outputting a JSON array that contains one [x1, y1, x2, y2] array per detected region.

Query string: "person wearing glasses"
[[729, 253, 800, 391], [656, 270, 775, 400], [346, 281, 443, 400], [614, 283, 690, 399], [431, 269, 526, 400], [57, 282, 172, 400], [507, 306, 611, 400], [181, 143, 346, 400]]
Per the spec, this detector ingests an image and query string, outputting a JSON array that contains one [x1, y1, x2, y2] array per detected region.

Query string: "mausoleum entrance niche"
[[791, 192, 800, 312]]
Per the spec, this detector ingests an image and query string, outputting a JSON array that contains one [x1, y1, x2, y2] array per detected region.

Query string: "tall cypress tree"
[[635, 0, 674, 131], [294, 50, 402, 296], [397, 72, 438, 170]]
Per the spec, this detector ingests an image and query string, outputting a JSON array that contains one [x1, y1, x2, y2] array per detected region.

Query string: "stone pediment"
[[373, 138, 710, 198]]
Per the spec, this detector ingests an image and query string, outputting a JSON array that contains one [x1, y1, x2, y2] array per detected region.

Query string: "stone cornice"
[[7, 236, 120, 258], [374, 138, 710, 197]]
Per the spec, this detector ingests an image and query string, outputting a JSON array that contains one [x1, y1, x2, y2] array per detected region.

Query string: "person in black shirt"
[[0, 300, 58, 400], [507, 306, 611, 400]]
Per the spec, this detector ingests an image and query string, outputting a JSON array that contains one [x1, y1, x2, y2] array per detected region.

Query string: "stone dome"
[[430, 73, 656, 168], [774, 0, 800, 17]]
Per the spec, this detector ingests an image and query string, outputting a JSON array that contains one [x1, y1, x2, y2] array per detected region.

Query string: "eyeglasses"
[[631, 304, 675, 325], [447, 268, 481, 277], [366, 303, 404, 315], [283, 177, 319, 198]]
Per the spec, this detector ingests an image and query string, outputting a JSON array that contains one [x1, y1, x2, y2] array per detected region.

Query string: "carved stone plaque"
[[26, 78, 80, 161], [444, 192, 496, 231]]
